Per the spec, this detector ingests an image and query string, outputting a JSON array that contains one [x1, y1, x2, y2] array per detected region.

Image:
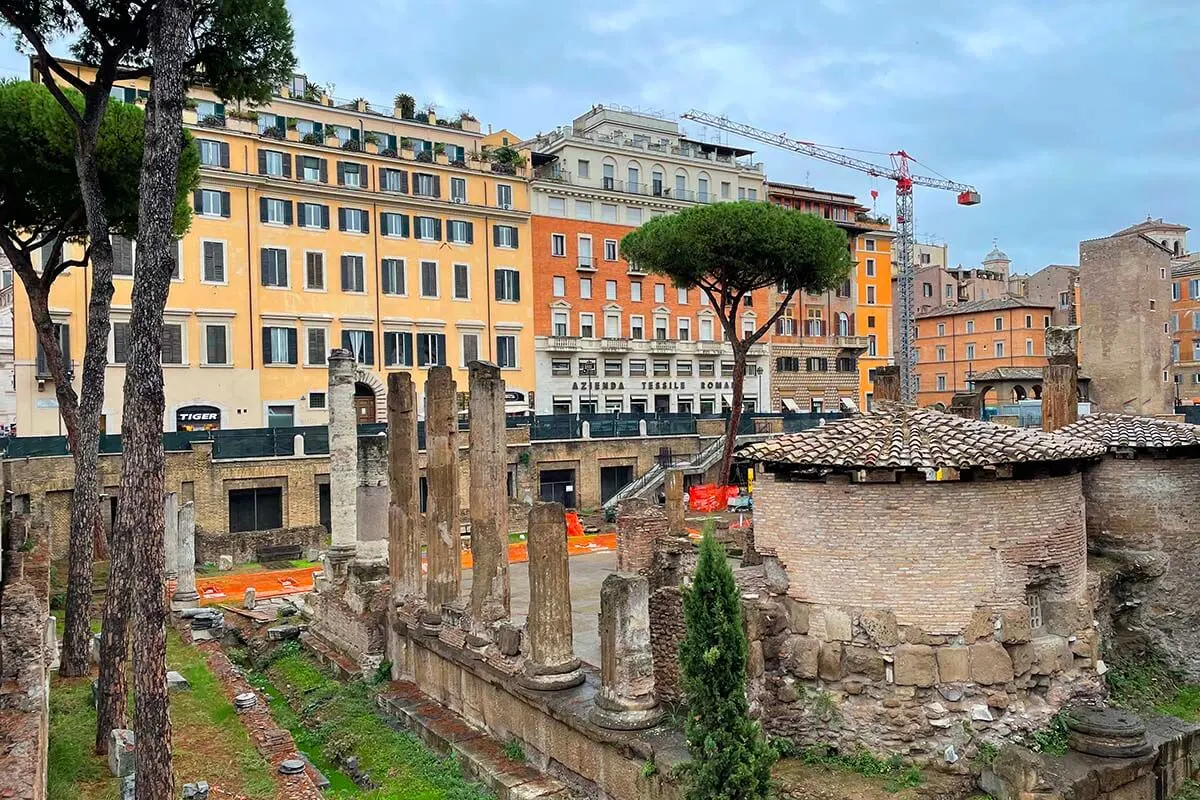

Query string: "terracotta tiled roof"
[[739, 406, 1106, 469], [1056, 413, 1200, 450], [915, 296, 1051, 319], [970, 366, 1091, 382]]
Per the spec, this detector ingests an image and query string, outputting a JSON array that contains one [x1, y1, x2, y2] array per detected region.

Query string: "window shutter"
[[220, 142, 230, 168], [321, 205, 330, 230], [385, 333, 396, 366], [260, 249, 271, 285], [399, 170, 409, 193], [258, 150, 268, 175], [464, 334, 478, 364], [193, 190, 202, 212], [380, 261, 392, 295], [465, 222, 474, 244], [379, 212, 388, 236], [261, 327, 273, 364], [400, 215, 410, 238], [337, 162, 346, 185], [433, 219, 441, 241], [493, 225, 500, 247], [114, 323, 128, 363], [494, 270, 502, 301], [511, 228, 519, 249], [417, 334, 428, 367], [402, 333, 413, 366], [364, 333, 374, 366], [436, 334, 446, 366], [378, 166, 386, 188], [340, 256, 350, 291], [282, 153, 291, 178], [362, 211, 369, 235], [220, 192, 231, 218], [319, 159, 328, 183], [338, 208, 346, 232], [513, 271, 521, 302], [259, 197, 268, 223], [433, 176, 441, 198], [287, 328, 298, 364], [308, 328, 324, 364], [283, 201, 293, 226], [360, 163, 369, 190]]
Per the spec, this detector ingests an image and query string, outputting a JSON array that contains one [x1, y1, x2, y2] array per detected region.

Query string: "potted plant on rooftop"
[[433, 141, 447, 164], [394, 93, 415, 120]]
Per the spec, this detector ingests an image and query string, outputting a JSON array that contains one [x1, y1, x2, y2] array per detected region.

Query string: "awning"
[[504, 402, 530, 414], [840, 397, 859, 412], [721, 394, 733, 408], [782, 398, 801, 413]]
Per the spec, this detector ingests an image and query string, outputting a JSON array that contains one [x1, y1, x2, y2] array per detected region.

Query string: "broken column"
[[171, 501, 198, 610], [466, 361, 510, 651], [388, 372, 421, 600], [163, 492, 178, 580], [591, 572, 664, 730], [327, 348, 358, 565], [664, 468, 685, 536], [422, 366, 460, 633], [1043, 325, 1081, 432], [519, 501, 584, 690]]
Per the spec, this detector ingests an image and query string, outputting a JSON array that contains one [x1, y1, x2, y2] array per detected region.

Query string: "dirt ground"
[[773, 760, 985, 800]]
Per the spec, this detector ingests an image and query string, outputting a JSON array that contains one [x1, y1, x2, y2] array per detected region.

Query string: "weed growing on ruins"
[[678, 525, 776, 800], [371, 660, 393, 685], [1104, 650, 1200, 719], [794, 744, 925, 793], [1174, 779, 1200, 800], [503, 738, 526, 763], [1027, 712, 1070, 756], [973, 741, 999, 767], [641, 759, 659, 778]]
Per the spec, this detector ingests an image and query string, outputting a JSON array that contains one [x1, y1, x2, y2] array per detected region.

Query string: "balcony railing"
[[577, 256, 596, 271], [836, 335, 871, 350], [531, 126, 765, 174]]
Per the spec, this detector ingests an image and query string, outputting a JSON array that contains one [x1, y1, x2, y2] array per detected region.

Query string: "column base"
[[171, 592, 200, 612], [419, 609, 443, 636], [465, 632, 490, 659], [518, 658, 585, 691], [327, 544, 357, 562], [590, 686, 664, 730]]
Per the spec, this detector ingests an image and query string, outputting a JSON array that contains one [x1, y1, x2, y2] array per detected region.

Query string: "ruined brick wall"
[[197, 524, 326, 564], [1081, 453, 1200, 676], [616, 501, 667, 575], [753, 471, 1089, 634], [305, 565, 389, 669], [650, 586, 685, 702]]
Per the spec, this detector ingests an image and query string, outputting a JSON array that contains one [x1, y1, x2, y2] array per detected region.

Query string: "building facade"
[[526, 106, 771, 415], [15, 62, 535, 435], [913, 297, 1056, 408]]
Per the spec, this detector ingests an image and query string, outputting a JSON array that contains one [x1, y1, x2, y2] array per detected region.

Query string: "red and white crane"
[[680, 110, 980, 404]]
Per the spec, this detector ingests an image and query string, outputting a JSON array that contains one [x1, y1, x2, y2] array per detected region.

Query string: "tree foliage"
[[679, 526, 776, 800]]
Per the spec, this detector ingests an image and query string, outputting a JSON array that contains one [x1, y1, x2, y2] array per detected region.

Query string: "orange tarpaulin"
[[688, 484, 740, 512]]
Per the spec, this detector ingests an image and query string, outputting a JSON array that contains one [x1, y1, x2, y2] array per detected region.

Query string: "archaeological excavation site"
[[5, 353, 1200, 800]]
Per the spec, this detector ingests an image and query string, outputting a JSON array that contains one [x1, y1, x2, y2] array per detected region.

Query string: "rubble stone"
[[894, 644, 937, 687], [969, 641, 1015, 685], [936, 645, 970, 683], [860, 609, 899, 647]]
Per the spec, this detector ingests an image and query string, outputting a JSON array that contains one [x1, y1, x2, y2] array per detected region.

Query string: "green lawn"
[[251, 645, 493, 799], [47, 629, 279, 800]]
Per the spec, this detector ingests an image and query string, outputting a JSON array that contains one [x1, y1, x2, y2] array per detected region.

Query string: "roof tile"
[[1056, 413, 1200, 450]]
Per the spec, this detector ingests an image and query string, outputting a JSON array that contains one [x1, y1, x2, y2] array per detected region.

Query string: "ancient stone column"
[[170, 502, 198, 610], [422, 366, 460, 633], [163, 492, 179, 580], [519, 502, 584, 690], [1043, 326, 1081, 432], [327, 348, 358, 563], [664, 468, 685, 536], [388, 372, 422, 599], [874, 365, 902, 404], [467, 361, 510, 651], [591, 572, 664, 730]]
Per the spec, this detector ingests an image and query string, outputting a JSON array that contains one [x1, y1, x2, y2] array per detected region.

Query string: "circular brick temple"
[[738, 407, 1108, 761], [1058, 413, 1200, 677]]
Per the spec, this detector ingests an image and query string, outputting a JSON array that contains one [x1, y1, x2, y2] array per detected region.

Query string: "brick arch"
[[354, 368, 387, 421]]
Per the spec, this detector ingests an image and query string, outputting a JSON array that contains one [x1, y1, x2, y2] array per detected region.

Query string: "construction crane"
[[680, 110, 980, 404]]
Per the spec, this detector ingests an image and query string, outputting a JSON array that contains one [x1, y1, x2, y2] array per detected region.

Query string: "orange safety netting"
[[688, 484, 741, 512]]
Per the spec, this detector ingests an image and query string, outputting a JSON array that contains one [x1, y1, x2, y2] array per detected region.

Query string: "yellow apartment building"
[[15, 62, 534, 435], [855, 223, 895, 409]]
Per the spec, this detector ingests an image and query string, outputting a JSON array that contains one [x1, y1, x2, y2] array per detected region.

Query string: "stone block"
[[267, 625, 301, 641], [859, 610, 899, 647], [963, 610, 996, 643], [1041, 599, 1088, 636], [894, 644, 936, 687], [1029, 635, 1072, 676], [843, 645, 886, 681], [743, 606, 764, 642], [91, 632, 102, 665], [790, 636, 820, 680], [748, 640, 764, 679], [1070, 629, 1099, 660], [998, 607, 1033, 644], [784, 597, 810, 635], [166, 671, 190, 692], [218, 554, 233, 571], [497, 624, 522, 657], [969, 641, 1015, 685], [936, 645, 970, 683], [108, 729, 136, 777], [243, 587, 256, 610], [818, 642, 843, 681], [1009, 642, 1035, 676], [822, 607, 853, 642]]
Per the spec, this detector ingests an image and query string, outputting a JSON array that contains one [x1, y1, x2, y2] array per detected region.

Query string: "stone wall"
[[1081, 453, 1200, 676], [304, 561, 389, 670], [196, 524, 326, 565]]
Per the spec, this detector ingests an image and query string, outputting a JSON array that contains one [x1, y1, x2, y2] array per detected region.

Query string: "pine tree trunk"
[[717, 342, 749, 486], [122, 3, 190, 795]]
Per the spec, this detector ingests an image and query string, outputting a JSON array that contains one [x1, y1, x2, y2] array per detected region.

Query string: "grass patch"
[[251, 647, 493, 799], [503, 738, 525, 763], [1026, 712, 1070, 756], [1106, 651, 1200, 720], [47, 629, 279, 800], [794, 744, 925, 793]]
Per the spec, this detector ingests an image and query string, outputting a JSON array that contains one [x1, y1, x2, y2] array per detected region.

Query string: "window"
[[677, 318, 692, 340], [865, 258, 876, 277], [836, 356, 855, 373], [604, 312, 620, 338], [965, 343, 976, 360], [604, 239, 618, 261], [579, 313, 595, 338], [604, 359, 622, 377], [1173, 313, 1180, 333], [420, 261, 439, 297], [306, 328, 327, 366], [630, 316, 644, 339], [341, 329, 374, 365], [1173, 282, 1181, 301], [995, 340, 1005, 357], [698, 177, 709, 201], [413, 172, 439, 197], [339, 207, 368, 234], [497, 184, 514, 209], [374, 258, 403, 296], [922, 282, 933, 298], [630, 282, 642, 302], [305, 252, 325, 290], [627, 165, 640, 190], [260, 247, 288, 287], [198, 139, 228, 168], [262, 326, 297, 364], [447, 220, 473, 244], [865, 239, 876, 252], [579, 358, 597, 376], [454, 263, 471, 299], [994, 316, 1004, 331], [580, 277, 592, 299], [625, 207, 643, 225], [299, 203, 329, 229], [868, 334, 877, 356], [461, 332, 479, 365], [297, 155, 325, 182], [552, 359, 571, 376], [738, 187, 745, 200], [201, 241, 225, 283], [384, 331, 414, 367], [578, 236, 594, 268], [946, 285, 954, 299], [605, 280, 617, 300], [936, 323, 946, 336], [380, 168, 407, 193], [340, 255, 365, 292], [309, 391, 326, 409], [936, 346, 946, 362], [260, 149, 287, 177], [936, 375, 946, 391], [966, 320, 976, 333], [720, 181, 731, 199], [653, 360, 671, 377], [548, 197, 565, 216], [1026, 338, 1035, 356], [655, 316, 669, 340], [602, 162, 616, 189], [601, 204, 617, 223], [629, 359, 647, 377], [228, 487, 283, 533], [575, 200, 592, 220], [721, 361, 734, 377], [867, 315, 876, 329], [552, 276, 566, 297], [336, 161, 364, 188], [416, 333, 447, 367], [493, 225, 518, 249], [577, 159, 590, 178], [552, 311, 568, 336], [806, 357, 828, 372], [654, 283, 665, 303], [675, 173, 686, 197], [677, 360, 694, 377], [551, 233, 566, 257], [450, 177, 466, 203], [700, 317, 713, 341], [261, 197, 291, 225], [408, 215, 437, 241], [747, 188, 758, 201], [677, 287, 689, 304], [195, 189, 230, 218], [866, 285, 876, 304], [699, 361, 715, 377], [202, 324, 227, 365]]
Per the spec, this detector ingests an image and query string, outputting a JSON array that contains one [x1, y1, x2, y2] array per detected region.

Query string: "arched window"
[[697, 171, 711, 202], [627, 160, 642, 192], [650, 165, 664, 196], [601, 157, 617, 190], [837, 312, 849, 336], [674, 170, 688, 199]]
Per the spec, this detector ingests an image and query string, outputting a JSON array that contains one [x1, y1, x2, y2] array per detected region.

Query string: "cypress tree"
[[679, 525, 777, 799]]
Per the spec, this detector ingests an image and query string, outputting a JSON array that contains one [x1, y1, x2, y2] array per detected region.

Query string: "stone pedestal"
[[1043, 362, 1078, 432], [163, 492, 178, 580], [591, 572, 664, 730], [422, 367, 460, 634], [170, 502, 198, 610], [519, 502, 584, 690], [388, 372, 422, 600], [467, 361, 510, 651], [664, 469, 685, 536], [327, 348, 358, 564]]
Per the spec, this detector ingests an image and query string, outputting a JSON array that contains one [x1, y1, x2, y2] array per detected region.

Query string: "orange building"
[[913, 297, 1054, 408]]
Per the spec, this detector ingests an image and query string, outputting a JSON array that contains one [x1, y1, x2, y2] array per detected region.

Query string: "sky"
[[2, 0, 1196, 273]]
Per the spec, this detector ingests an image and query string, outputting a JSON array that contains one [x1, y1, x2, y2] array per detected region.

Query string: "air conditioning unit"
[[500, 202, 512, 210], [453, 197, 466, 204]]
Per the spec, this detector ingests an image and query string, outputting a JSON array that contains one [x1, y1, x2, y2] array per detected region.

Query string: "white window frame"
[[453, 262, 471, 301], [552, 310, 569, 337], [552, 275, 566, 297], [497, 183, 514, 209], [496, 334, 518, 369], [604, 239, 618, 261], [305, 326, 328, 367], [630, 315, 645, 340], [381, 257, 406, 297], [460, 332, 481, 367], [199, 239, 228, 286], [450, 176, 467, 203], [341, 253, 367, 294], [198, 189, 225, 218], [579, 312, 595, 338], [261, 246, 289, 289], [200, 321, 231, 367], [160, 320, 188, 366], [304, 250, 326, 292], [630, 282, 642, 302], [551, 233, 566, 257], [420, 260, 439, 299], [605, 280, 618, 300]]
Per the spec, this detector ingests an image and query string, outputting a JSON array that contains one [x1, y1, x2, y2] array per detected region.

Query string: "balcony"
[[600, 338, 630, 352], [530, 126, 765, 174], [836, 336, 871, 350], [544, 336, 584, 352], [577, 256, 597, 271]]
